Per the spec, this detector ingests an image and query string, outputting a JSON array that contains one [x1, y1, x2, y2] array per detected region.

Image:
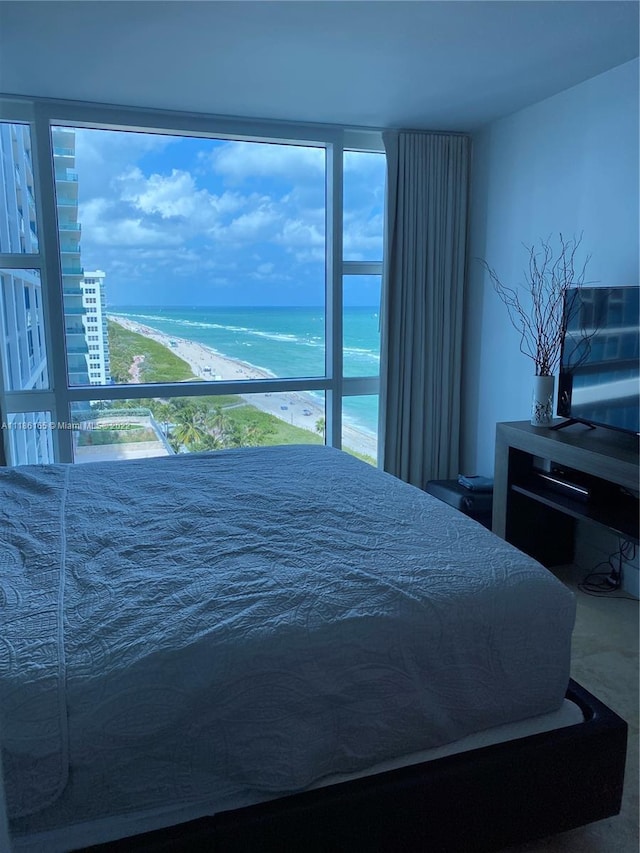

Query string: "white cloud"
[[211, 141, 325, 183], [73, 127, 177, 202], [343, 150, 386, 260], [79, 198, 177, 247], [77, 134, 335, 293], [209, 200, 282, 244], [75, 127, 174, 165], [249, 260, 280, 281], [292, 247, 326, 264], [133, 248, 201, 264], [276, 218, 325, 249], [119, 167, 203, 219], [208, 190, 246, 217], [343, 211, 384, 261], [116, 167, 255, 238]]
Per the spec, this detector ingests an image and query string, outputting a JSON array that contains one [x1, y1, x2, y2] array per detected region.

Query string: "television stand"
[[493, 421, 639, 568], [549, 418, 596, 432]]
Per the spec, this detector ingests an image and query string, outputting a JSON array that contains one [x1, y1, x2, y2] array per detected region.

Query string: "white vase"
[[531, 375, 555, 427]]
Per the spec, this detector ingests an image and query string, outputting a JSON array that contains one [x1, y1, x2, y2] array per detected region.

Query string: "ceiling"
[[0, 1, 637, 131]]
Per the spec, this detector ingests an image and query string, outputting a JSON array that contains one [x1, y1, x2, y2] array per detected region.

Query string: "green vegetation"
[[344, 447, 376, 467], [151, 397, 322, 453], [86, 397, 323, 454], [102, 324, 375, 463], [102, 395, 243, 413], [77, 425, 159, 447], [107, 320, 197, 383], [223, 403, 323, 448], [84, 398, 373, 463]]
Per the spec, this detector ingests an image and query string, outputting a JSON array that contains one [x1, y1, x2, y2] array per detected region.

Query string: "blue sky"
[[70, 128, 385, 308]]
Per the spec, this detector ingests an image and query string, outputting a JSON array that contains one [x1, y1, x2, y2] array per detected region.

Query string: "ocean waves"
[[112, 306, 381, 432], [116, 307, 380, 365], [116, 311, 329, 349]]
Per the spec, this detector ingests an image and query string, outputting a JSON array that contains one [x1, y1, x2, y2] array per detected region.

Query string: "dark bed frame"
[[82, 679, 626, 853]]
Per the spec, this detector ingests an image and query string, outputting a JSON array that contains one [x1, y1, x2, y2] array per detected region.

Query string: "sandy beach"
[[109, 315, 378, 460]]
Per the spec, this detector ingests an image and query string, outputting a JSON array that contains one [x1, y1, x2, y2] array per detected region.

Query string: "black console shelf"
[[511, 481, 639, 544], [493, 421, 640, 567]]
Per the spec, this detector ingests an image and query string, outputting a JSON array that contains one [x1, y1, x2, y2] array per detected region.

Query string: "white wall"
[[463, 58, 639, 475]]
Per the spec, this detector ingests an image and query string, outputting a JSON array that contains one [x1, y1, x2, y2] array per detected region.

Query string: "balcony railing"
[[59, 221, 81, 232], [53, 147, 75, 157], [62, 266, 84, 276], [56, 197, 78, 207], [55, 169, 78, 183]]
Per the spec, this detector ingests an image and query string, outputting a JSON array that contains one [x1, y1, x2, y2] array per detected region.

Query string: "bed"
[[0, 445, 627, 852]]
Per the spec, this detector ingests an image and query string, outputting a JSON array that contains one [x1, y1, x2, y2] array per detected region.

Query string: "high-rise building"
[[1, 123, 97, 463], [0, 122, 39, 255], [52, 126, 90, 387], [0, 122, 53, 464], [81, 270, 111, 385]]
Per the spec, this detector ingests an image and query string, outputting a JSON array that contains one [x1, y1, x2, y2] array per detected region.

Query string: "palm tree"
[[240, 423, 265, 447], [197, 431, 226, 451], [150, 401, 177, 437], [315, 417, 325, 439], [207, 406, 228, 436], [169, 401, 269, 452], [171, 403, 209, 450]]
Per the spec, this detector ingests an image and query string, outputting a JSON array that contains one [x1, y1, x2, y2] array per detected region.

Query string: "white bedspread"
[[1, 445, 576, 840]]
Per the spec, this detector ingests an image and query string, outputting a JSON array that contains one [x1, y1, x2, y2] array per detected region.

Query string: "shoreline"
[[108, 315, 378, 460]]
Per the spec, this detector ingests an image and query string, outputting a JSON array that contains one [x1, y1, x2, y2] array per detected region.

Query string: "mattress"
[[0, 445, 576, 848]]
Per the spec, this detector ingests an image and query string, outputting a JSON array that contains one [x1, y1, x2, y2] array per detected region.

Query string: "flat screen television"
[[557, 285, 640, 435]]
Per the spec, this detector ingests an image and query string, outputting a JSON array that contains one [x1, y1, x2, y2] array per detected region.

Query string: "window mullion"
[[0, 253, 45, 268], [66, 377, 330, 404], [342, 376, 380, 396], [342, 261, 383, 276], [3, 389, 56, 410], [33, 104, 71, 462], [325, 139, 343, 449]]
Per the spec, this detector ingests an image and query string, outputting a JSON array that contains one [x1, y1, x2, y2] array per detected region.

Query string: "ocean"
[[111, 306, 381, 436]]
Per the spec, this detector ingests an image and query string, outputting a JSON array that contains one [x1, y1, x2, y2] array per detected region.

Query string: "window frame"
[[0, 97, 383, 464], [341, 140, 385, 407]]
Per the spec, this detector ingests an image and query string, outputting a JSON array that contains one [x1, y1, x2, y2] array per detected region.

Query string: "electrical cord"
[[578, 538, 638, 600], [621, 540, 637, 561]]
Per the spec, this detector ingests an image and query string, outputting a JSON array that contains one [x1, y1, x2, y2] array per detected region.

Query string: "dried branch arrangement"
[[480, 234, 592, 376]]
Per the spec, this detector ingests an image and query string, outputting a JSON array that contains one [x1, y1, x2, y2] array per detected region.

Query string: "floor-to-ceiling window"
[[0, 99, 384, 466], [0, 118, 55, 464], [341, 148, 385, 461]]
